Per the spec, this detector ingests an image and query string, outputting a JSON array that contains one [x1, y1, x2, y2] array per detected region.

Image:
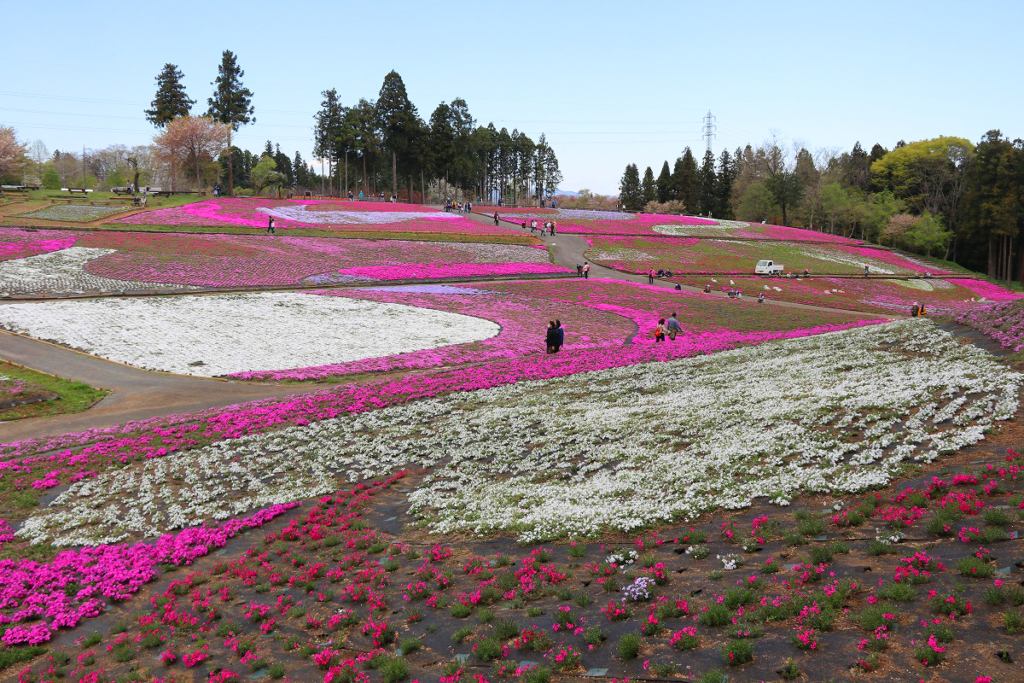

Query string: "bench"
[[111, 187, 134, 195], [67, 188, 89, 195], [109, 196, 135, 202]]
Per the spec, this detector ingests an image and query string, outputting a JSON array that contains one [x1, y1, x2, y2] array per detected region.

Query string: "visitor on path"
[[348, 191, 353, 200], [576, 263, 583, 277], [554, 319, 564, 352], [674, 283, 682, 290], [140, 194, 147, 207], [133, 195, 140, 206], [266, 217, 276, 234], [493, 212, 500, 226], [550, 221, 556, 235], [703, 283, 712, 294], [864, 264, 870, 278], [522, 221, 528, 231], [666, 313, 682, 340], [545, 321, 558, 354], [758, 292, 766, 304], [654, 318, 667, 343], [531, 219, 538, 232], [648, 268, 655, 285], [214, 184, 221, 198], [803, 268, 810, 278], [583, 263, 590, 279], [910, 302, 920, 317]]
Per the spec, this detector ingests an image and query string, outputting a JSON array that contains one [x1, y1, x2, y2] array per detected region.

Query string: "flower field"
[[486, 208, 858, 242], [0, 228, 567, 295], [0, 293, 500, 376], [956, 299, 1024, 353], [674, 275, 1016, 316], [233, 279, 870, 381], [587, 235, 946, 276], [112, 199, 513, 238], [17, 205, 128, 223]]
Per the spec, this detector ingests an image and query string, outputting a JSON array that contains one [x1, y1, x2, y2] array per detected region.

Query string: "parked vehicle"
[[755, 259, 784, 275]]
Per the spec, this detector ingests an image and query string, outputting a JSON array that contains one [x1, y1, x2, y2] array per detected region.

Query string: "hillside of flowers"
[[234, 279, 868, 381], [486, 208, 859, 242], [111, 199, 514, 238], [673, 275, 997, 316], [0, 320, 1021, 683], [956, 299, 1024, 353], [586, 235, 946, 276]]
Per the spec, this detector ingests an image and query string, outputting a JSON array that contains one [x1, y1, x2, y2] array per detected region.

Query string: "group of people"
[[526, 219, 557, 235], [910, 302, 928, 317], [444, 199, 472, 213], [653, 313, 683, 342], [576, 262, 590, 278], [545, 320, 565, 353]]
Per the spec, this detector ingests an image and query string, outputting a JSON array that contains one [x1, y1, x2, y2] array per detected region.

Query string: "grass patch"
[[0, 361, 108, 422], [0, 646, 47, 671]]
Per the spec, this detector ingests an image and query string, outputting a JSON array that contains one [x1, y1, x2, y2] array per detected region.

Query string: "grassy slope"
[[0, 361, 108, 422]]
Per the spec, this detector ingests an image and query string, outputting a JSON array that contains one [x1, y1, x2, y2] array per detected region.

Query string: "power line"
[[702, 110, 717, 153]]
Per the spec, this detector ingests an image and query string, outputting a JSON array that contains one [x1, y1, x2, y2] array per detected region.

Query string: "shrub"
[[797, 518, 825, 536], [1004, 611, 1024, 634], [722, 639, 754, 665], [879, 582, 917, 602], [452, 627, 473, 643], [857, 604, 899, 631], [568, 543, 587, 558], [492, 619, 519, 641], [617, 633, 641, 660], [474, 637, 503, 661], [956, 556, 994, 578], [450, 603, 473, 618], [867, 540, 898, 555], [399, 638, 421, 655], [779, 658, 801, 680], [378, 656, 410, 683], [81, 633, 102, 647], [0, 647, 48, 672], [268, 663, 286, 679], [700, 603, 731, 627], [983, 508, 1010, 526], [697, 671, 728, 683], [648, 661, 678, 677]]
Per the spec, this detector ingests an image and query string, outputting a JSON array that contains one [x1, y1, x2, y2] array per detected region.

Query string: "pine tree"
[[697, 150, 717, 216], [673, 148, 699, 213], [206, 50, 255, 197], [619, 163, 643, 211], [145, 64, 195, 128], [716, 150, 735, 218], [656, 161, 672, 202], [641, 166, 656, 206], [376, 71, 421, 199]]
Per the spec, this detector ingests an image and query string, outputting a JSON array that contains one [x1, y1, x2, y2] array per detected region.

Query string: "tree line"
[[312, 71, 561, 203], [619, 133, 1024, 282]]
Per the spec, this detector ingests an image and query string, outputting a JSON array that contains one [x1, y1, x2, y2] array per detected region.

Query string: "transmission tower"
[[702, 110, 717, 153]]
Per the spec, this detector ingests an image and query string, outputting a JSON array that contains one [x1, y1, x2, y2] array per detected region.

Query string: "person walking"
[[545, 321, 558, 354], [493, 211, 500, 226], [703, 283, 712, 294], [654, 318, 667, 343], [758, 292, 766, 304], [864, 264, 870, 278], [666, 313, 682, 340], [554, 319, 564, 353], [648, 268, 655, 285], [583, 262, 590, 279], [266, 217, 276, 234], [576, 263, 583, 277], [550, 221, 556, 236]]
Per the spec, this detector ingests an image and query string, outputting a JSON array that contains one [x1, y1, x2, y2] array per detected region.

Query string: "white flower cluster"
[[0, 292, 499, 376], [0, 247, 200, 296], [257, 206, 460, 224], [605, 549, 639, 566], [20, 321, 1020, 546]]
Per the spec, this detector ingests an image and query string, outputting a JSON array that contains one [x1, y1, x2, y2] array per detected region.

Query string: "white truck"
[[755, 259, 784, 276]]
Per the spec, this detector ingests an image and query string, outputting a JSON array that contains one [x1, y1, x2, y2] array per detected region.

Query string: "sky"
[[2, 0, 1021, 195]]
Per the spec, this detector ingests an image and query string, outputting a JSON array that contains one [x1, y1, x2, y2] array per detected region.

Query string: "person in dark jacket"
[[554, 319, 564, 352], [545, 321, 557, 353]]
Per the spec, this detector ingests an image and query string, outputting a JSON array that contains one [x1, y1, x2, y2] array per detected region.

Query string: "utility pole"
[[82, 144, 87, 190], [702, 110, 717, 154]]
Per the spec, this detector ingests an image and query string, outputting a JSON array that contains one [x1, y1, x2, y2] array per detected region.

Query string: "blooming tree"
[[0, 125, 28, 179], [153, 116, 229, 192]]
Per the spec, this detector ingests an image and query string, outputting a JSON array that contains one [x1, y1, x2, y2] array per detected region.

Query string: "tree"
[[764, 171, 803, 226], [41, 166, 60, 189], [0, 126, 28, 179], [619, 163, 643, 211], [870, 136, 973, 228], [375, 70, 421, 199], [656, 161, 672, 203], [673, 148, 698, 212], [641, 166, 656, 205], [697, 150, 717, 215], [715, 150, 735, 218], [145, 64, 195, 128], [902, 211, 953, 257], [250, 155, 287, 196], [736, 181, 779, 222], [960, 130, 1022, 279], [153, 116, 228, 192], [819, 182, 851, 234], [206, 50, 254, 197]]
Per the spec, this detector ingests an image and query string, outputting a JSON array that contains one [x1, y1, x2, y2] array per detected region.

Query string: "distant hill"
[[553, 189, 580, 197]]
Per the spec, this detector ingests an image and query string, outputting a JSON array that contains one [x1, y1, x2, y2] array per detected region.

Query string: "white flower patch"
[[257, 206, 460, 224], [0, 292, 498, 377], [20, 320, 1019, 547], [653, 220, 750, 236], [888, 278, 934, 291], [0, 247, 201, 296]]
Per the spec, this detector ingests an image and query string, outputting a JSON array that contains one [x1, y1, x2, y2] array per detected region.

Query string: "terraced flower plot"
[[587, 235, 944, 276], [17, 205, 129, 222], [234, 279, 872, 381], [112, 199, 516, 240], [0, 227, 567, 295], [674, 275, 1016, 316], [488, 208, 858, 242]]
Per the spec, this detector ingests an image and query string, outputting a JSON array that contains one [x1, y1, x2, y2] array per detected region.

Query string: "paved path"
[[0, 212, 893, 443], [0, 329, 304, 443]]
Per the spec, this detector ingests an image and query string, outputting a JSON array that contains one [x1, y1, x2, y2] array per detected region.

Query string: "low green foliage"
[[617, 633, 640, 660]]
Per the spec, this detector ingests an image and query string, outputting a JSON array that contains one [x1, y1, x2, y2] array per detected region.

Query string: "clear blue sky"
[[2, 0, 1021, 195]]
